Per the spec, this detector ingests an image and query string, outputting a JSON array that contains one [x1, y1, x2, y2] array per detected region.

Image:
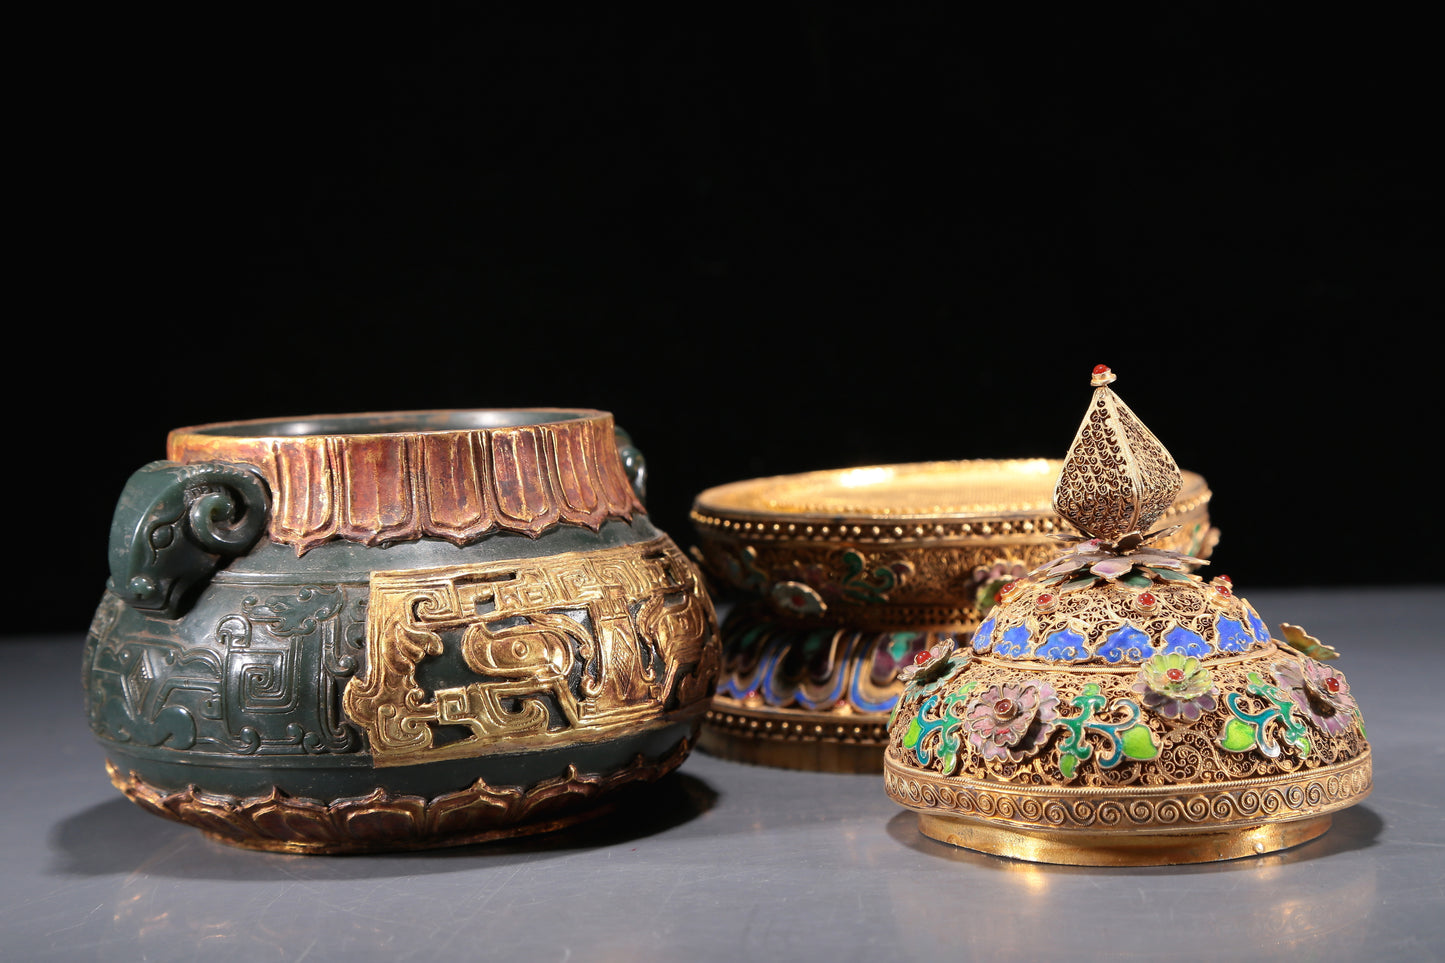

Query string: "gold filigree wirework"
[[978, 574, 1256, 667], [888, 642, 1368, 788], [1053, 366, 1181, 540], [884, 365, 1371, 864], [885, 751, 1372, 834]]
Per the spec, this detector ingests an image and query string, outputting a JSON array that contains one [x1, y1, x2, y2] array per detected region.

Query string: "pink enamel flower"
[[1273, 658, 1357, 736], [965, 682, 1060, 762], [1031, 527, 1207, 591], [897, 638, 972, 699]]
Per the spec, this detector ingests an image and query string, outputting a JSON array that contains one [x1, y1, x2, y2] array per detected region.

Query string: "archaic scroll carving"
[[344, 537, 718, 767], [85, 586, 365, 756]]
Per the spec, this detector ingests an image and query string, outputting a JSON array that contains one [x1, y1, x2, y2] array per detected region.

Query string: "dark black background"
[[13, 6, 1439, 634]]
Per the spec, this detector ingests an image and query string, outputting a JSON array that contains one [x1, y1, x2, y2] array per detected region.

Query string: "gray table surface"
[[4, 587, 1442, 962]]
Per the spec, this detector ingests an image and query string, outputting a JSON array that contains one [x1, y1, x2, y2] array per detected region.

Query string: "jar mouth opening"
[[174, 408, 606, 439]]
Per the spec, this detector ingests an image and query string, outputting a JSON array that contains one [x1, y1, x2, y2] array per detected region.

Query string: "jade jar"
[[83, 409, 720, 853]]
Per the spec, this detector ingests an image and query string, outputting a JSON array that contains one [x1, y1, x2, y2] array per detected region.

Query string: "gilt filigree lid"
[[883, 366, 1371, 865]]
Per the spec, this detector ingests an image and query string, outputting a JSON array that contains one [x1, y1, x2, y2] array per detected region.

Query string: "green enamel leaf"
[[943, 683, 978, 717], [1119, 572, 1154, 588], [1119, 724, 1158, 761], [1355, 711, 1368, 739], [1059, 752, 1078, 780], [1220, 717, 1257, 752], [937, 748, 959, 776], [902, 717, 922, 750]]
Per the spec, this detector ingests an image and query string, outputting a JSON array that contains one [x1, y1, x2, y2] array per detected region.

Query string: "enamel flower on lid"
[[884, 366, 1372, 866], [1133, 652, 1217, 721], [896, 639, 973, 702], [1273, 658, 1357, 736], [965, 682, 1060, 762]]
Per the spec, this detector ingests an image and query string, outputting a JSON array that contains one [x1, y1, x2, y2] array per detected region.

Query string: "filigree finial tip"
[[1091, 364, 1117, 387]]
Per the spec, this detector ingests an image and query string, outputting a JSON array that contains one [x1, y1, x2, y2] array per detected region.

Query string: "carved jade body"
[[83, 409, 720, 853]]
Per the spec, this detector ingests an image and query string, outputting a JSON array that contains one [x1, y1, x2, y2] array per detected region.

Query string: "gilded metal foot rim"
[[700, 700, 891, 772], [696, 723, 885, 773], [703, 702, 890, 745], [914, 812, 1335, 866]]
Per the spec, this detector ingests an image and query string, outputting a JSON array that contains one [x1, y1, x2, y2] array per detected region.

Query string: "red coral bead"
[[1139, 592, 1156, 606], [1093, 364, 1110, 374], [1166, 668, 1185, 682], [1325, 676, 1342, 693], [1037, 593, 1054, 605], [914, 651, 932, 665], [995, 698, 1015, 717]]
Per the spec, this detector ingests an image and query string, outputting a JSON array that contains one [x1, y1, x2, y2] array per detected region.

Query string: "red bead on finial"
[[1093, 364, 1109, 374], [1090, 365, 1116, 387]]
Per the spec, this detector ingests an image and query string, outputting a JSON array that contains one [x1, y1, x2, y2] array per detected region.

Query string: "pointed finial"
[[1052, 366, 1181, 540]]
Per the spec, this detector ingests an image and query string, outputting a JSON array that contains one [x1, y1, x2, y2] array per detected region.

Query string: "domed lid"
[[882, 365, 1371, 866]]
